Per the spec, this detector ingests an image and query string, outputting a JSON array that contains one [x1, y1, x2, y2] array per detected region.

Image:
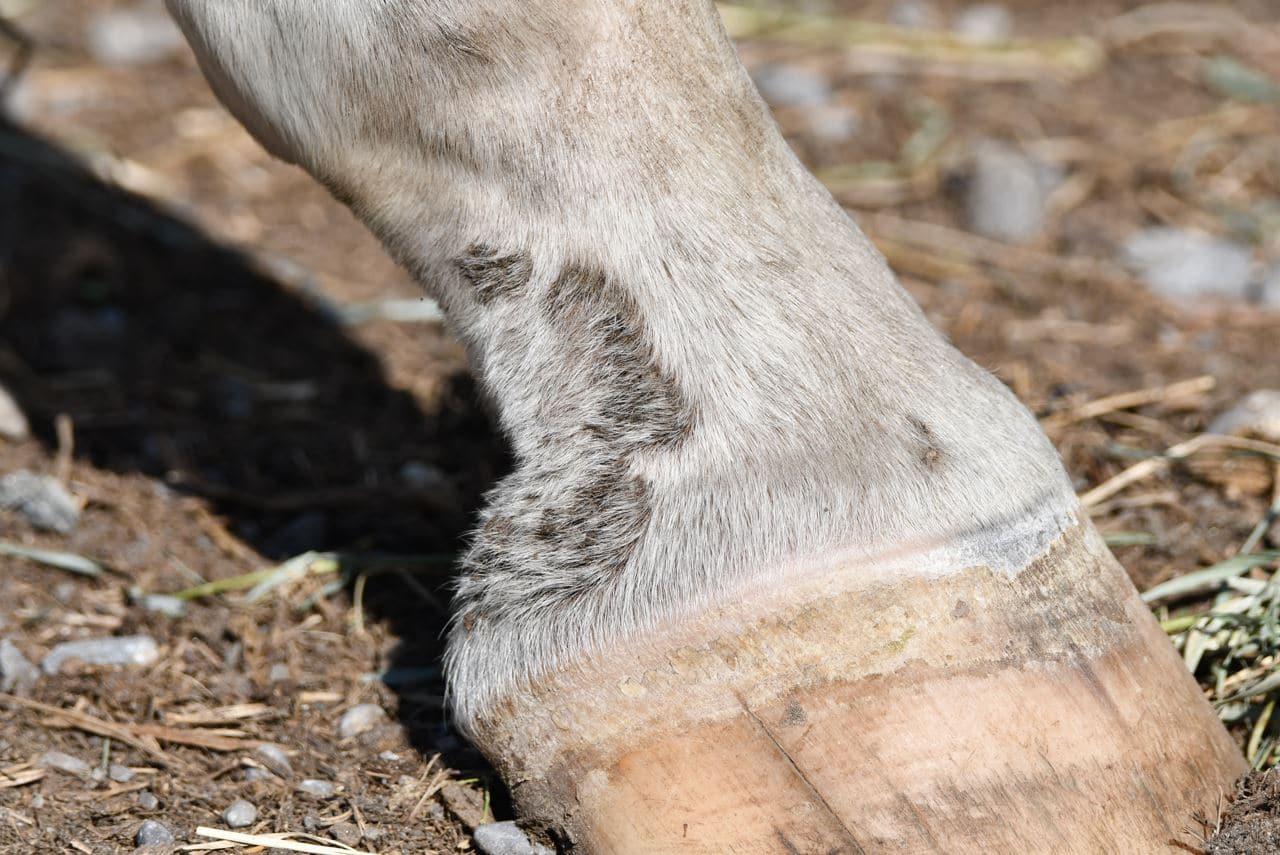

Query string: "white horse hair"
[[164, 0, 1078, 729]]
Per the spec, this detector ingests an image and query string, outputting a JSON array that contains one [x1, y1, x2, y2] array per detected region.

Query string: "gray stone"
[[109, 764, 135, 783], [473, 821, 555, 855], [751, 63, 830, 109], [42, 635, 159, 675], [953, 4, 1013, 42], [329, 822, 362, 848], [0, 383, 29, 442], [133, 591, 187, 619], [1123, 228, 1256, 303], [87, 5, 186, 67], [135, 820, 174, 846], [36, 750, 91, 778], [267, 663, 292, 684], [137, 791, 159, 810], [965, 140, 1055, 244], [0, 639, 40, 693], [1260, 263, 1280, 309], [1210, 390, 1280, 443], [0, 471, 80, 533], [807, 103, 862, 144], [222, 799, 257, 829], [337, 703, 387, 739], [254, 744, 293, 778], [296, 778, 336, 798], [889, 0, 942, 30]]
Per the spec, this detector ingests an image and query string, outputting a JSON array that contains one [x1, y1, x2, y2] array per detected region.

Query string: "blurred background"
[[0, 1, 1277, 852]]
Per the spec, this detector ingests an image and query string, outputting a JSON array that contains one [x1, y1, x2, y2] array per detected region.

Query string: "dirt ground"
[[0, 1, 1277, 853]]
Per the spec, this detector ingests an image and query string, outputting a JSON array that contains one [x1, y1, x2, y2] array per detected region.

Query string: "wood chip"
[[0, 763, 45, 788], [1, 694, 173, 767]]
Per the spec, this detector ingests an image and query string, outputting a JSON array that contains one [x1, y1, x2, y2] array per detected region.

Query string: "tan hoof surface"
[[476, 522, 1245, 854]]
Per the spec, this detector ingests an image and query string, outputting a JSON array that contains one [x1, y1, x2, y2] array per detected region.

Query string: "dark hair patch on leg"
[[456, 244, 535, 304], [543, 262, 694, 448], [452, 259, 695, 647], [908, 415, 945, 471]]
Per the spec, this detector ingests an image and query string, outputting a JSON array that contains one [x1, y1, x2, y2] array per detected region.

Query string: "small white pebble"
[[337, 703, 387, 739], [87, 7, 186, 66], [1260, 263, 1280, 309], [474, 821, 555, 855], [807, 103, 862, 144], [1123, 228, 1256, 303], [108, 764, 134, 783], [297, 778, 337, 798], [952, 3, 1013, 42], [1210, 390, 1280, 444], [0, 471, 80, 534], [378, 751, 401, 763], [222, 799, 257, 829], [268, 663, 292, 683], [751, 63, 831, 109], [0, 639, 40, 693], [135, 820, 174, 846], [0, 382, 29, 442], [329, 822, 362, 848], [254, 744, 293, 777], [41, 635, 159, 675], [965, 139, 1056, 244], [242, 766, 274, 783], [889, 0, 942, 29], [36, 750, 91, 778], [137, 593, 187, 618]]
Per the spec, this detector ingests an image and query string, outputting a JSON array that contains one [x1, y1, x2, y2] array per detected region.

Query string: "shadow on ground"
[[0, 118, 510, 788]]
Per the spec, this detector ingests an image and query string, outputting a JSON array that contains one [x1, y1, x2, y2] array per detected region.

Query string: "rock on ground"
[[87, 3, 186, 67], [0, 471, 80, 533], [221, 799, 257, 829], [964, 140, 1057, 244], [807, 103, 862, 144], [0, 383, 29, 442], [1123, 228, 1256, 303], [953, 4, 1013, 42], [473, 822, 555, 855], [750, 63, 831, 109], [0, 639, 40, 693], [41, 634, 159, 675], [1210, 390, 1280, 443], [36, 750, 91, 778], [296, 778, 336, 798], [337, 703, 387, 739], [254, 744, 293, 777], [135, 820, 174, 847], [889, 0, 943, 30], [1260, 263, 1280, 309]]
